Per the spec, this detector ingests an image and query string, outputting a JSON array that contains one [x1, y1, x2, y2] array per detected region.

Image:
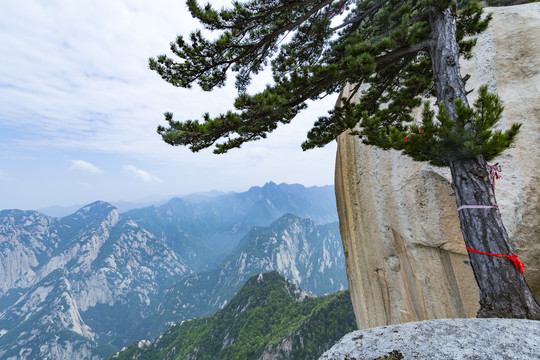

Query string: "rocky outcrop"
[[319, 318, 540, 360], [335, 3, 540, 329], [0, 210, 57, 296], [0, 201, 191, 360]]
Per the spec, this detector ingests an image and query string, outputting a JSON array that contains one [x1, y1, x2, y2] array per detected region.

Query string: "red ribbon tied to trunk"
[[466, 247, 525, 274]]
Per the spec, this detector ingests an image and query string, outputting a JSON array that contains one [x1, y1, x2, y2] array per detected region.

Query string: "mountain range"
[[0, 183, 347, 359]]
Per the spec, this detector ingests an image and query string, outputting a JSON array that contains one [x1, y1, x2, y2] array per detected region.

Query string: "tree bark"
[[450, 157, 540, 318], [428, 6, 540, 319]]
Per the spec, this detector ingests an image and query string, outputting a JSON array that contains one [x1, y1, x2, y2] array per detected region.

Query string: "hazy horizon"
[[3, 181, 335, 214]]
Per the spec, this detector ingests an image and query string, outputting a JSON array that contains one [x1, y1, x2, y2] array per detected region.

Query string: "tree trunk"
[[450, 157, 540, 318], [428, 6, 540, 319]]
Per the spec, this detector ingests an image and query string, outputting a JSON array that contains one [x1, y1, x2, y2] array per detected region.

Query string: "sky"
[[0, 0, 339, 210]]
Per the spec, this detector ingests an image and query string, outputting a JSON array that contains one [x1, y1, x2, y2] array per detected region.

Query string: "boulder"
[[335, 3, 540, 329], [318, 318, 540, 360]]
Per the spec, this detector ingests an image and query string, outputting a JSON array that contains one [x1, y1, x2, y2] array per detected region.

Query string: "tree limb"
[[369, 7, 431, 43], [331, 0, 389, 32], [374, 39, 432, 67]]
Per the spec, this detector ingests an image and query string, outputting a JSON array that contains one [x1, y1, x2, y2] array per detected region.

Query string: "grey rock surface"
[[319, 318, 540, 360]]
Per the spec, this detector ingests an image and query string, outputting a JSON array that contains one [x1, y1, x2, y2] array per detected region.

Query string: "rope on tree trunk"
[[460, 164, 524, 274], [466, 247, 525, 274], [458, 204, 498, 211], [457, 163, 502, 211]]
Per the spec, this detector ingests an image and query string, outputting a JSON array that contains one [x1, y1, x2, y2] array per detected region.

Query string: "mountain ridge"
[[0, 183, 343, 359], [30, 182, 335, 218]]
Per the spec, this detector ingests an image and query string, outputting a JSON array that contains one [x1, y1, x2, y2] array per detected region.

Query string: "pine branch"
[[246, 0, 334, 50], [331, 0, 387, 31], [374, 39, 432, 66], [368, 7, 431, 43]]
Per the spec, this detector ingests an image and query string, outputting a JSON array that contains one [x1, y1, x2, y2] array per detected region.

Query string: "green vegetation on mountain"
[[112, 272, 356, 360]]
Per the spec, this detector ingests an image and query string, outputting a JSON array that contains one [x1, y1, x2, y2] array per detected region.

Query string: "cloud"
[[70, 160, 103, 174], [123, 165, 162, 183], [0, 0, 238, 160], [0, 1, 337, 162], [0, 1, 337, 211]]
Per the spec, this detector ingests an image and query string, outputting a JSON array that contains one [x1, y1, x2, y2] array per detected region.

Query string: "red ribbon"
[[466, 247, 525, 274], [405, 128, 424, 142], [488, 163, 502, 193]]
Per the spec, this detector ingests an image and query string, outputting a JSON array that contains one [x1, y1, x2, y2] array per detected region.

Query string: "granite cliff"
[[335, 3, 540, 328]]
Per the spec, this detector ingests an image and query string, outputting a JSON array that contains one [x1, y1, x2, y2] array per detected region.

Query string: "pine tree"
[[150, 0, 540, 319]]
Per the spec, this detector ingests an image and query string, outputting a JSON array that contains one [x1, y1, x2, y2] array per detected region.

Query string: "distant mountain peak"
[[234, 272, 314, 304], [78, 200, 115, 212], [247, 181, 281, 193], [68, 201, 117, 219], [274, 212, 301, 222]]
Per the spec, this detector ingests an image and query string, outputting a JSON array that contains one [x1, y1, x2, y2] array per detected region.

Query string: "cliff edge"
[[319, 318, 540, 360], [335, 3, 540, 329]]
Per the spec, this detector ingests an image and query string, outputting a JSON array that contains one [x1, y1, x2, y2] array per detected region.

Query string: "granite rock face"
[[318, 318, 540, 360], [334, 3, 540, 329]]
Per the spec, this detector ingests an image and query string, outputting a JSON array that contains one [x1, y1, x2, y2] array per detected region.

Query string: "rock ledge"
[[319, 318, 540, 360]]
